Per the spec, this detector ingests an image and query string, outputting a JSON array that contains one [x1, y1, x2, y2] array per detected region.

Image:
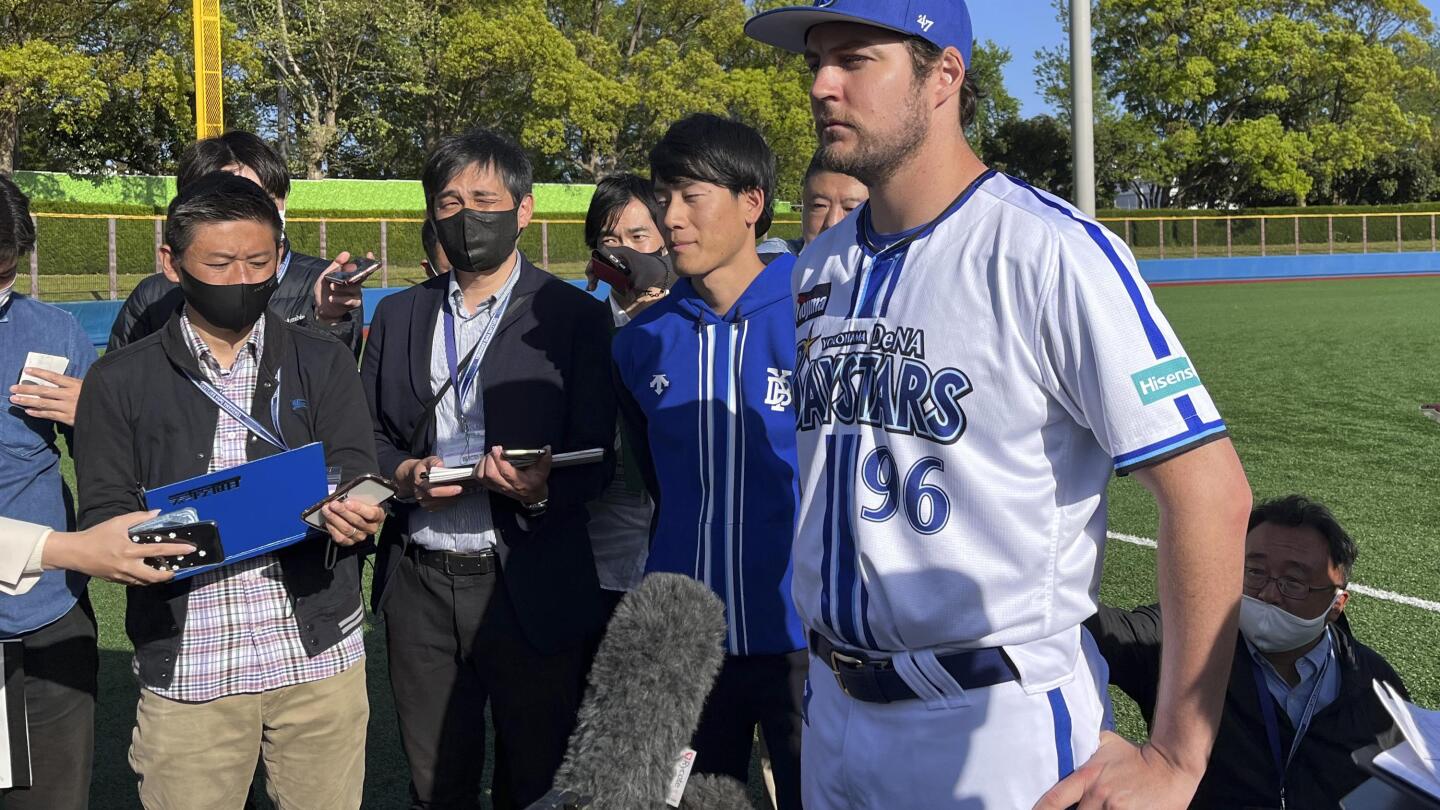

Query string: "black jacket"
[[1086, 604, 1408, 809], [107, 245, 363, 355], [75, 313, 378, 691], [361, 257, 615, 654]]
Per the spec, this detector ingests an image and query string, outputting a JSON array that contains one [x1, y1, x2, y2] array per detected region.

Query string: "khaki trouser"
[[128, 660, 368, 810]]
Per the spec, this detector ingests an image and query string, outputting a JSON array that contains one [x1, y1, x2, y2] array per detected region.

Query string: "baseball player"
[[745, 2, 1253, 808]]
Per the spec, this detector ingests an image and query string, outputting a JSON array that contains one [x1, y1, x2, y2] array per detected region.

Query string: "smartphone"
[[130, 521, 224, 572], [588, 249, 634, 292], [129, 508, 200, 534], [301, 473, 398, 529], [503, 448, 546, 468], [327, 257, 380, 285], [421, 466, 474, 485]]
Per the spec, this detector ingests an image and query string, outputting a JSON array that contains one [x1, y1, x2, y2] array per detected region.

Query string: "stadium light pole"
[[1070, 0, 1097, 215]]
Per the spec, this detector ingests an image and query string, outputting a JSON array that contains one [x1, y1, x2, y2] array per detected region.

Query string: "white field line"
[[1107, 532, 1440, 615]]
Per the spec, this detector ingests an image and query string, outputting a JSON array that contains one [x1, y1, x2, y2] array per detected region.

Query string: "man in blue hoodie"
[[612, 114, 805, 809]]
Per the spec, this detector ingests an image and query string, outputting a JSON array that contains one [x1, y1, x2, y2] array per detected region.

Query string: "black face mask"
[[433, 208, 520, 274], [177, 265, 278, 333]]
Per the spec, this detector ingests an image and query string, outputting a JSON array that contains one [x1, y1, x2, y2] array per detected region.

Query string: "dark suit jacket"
[[361, 256, 615, 654]]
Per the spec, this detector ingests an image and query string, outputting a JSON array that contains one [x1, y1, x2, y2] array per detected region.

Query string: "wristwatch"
[[522, 497, 549, 515]]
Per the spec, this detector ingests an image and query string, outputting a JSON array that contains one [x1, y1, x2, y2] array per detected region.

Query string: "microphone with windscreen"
[[525, 573, 753, 810]]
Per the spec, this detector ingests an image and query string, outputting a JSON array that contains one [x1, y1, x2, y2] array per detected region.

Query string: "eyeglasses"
[[1243, 568, 1341, 601]]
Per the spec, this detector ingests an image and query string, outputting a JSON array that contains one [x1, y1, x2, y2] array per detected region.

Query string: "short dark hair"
[[649, 113, 776, 236], [802, 150, 864, 191], [177, 131, 291, 200], [0, 174, 35, 268], [803, 152, 828, 188], [1248, 495, 1359, 583], [422, 129, 533, 214], [905, 38, 984, 131], [584, 173, 663, 250], [165, 172, 284, 257]]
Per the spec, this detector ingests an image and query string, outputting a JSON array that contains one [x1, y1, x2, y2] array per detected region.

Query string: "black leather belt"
[[406, 544, 498, 576], [809, 631, 1019, 704]]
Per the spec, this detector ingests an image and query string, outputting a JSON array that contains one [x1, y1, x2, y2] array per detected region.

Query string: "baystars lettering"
[[795, 324, 973, 444]]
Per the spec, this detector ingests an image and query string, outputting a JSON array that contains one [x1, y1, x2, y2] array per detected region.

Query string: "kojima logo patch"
[[1132, 357, 1201, 405], [796, 283, 831, 327]]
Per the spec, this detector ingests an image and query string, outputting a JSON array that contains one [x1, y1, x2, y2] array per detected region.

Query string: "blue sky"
[[977, 0, 1440, 117]]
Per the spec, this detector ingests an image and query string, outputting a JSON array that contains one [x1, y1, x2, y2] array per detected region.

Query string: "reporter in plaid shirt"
[[74, 174, 383, 809]]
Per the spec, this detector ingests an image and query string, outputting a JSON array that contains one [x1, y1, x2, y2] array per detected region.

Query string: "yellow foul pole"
[[193, 0, 224, 138]]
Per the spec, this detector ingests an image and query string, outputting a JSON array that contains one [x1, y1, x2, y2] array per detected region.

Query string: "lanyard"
[[183, 368, 289, 451], [1250, 629, 1333, 809], [442, 288, 512, 427]]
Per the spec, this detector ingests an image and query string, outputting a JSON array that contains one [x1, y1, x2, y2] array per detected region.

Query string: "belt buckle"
[[442, 552, 464, 577], [829, 649, 864, 697]]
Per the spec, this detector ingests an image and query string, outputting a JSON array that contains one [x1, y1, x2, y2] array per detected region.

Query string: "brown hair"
[[905, 38, 984, 131]]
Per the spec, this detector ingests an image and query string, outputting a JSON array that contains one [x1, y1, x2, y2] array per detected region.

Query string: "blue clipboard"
[[143, 442, 328, 580]]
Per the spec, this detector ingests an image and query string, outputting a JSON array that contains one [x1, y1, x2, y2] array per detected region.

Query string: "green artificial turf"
[[73, 275, 1440, 806], [1100, 276, 1440, 737]]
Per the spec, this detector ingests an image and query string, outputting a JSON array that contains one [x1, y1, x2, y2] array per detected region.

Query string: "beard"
[[815, 84, 929, 188]]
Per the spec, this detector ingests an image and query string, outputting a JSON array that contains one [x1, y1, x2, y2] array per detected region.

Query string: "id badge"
[[436, 428, 486, 468]]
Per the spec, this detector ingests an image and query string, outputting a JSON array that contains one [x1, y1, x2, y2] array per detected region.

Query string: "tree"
[[985, 114, 1072, 199], [231, 0, 418, 178], [0, 1, 112, 173], [1039, 0, 1438, 208], [17, 0, 211, 176], [967, 41, 1022, 159]]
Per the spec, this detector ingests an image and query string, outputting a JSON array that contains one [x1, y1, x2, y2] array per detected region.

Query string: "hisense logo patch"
[[1132, 357, 1201, 405]]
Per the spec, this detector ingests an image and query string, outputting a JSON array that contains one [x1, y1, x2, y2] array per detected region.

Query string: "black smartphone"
[[588, 249, 634, 292], [130, 521, 225, 572]]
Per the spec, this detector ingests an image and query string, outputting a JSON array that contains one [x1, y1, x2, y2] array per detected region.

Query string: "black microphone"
[[525, 572, 752, 810]]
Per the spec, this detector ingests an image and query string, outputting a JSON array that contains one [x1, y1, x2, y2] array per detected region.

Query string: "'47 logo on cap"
[[917, 14, 935, 32]]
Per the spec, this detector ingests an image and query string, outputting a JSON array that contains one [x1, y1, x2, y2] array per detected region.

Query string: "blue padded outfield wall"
[[1139, 251, 1440, 284], [50, 253, 1440, 348]]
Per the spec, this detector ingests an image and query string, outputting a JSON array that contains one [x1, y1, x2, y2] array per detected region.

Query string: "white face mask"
[[1239, 592, 1342, 653], [0, 277, 15, 310]]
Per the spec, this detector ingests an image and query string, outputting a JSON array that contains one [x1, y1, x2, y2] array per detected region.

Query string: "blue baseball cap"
[[745, 0, 973, 68]]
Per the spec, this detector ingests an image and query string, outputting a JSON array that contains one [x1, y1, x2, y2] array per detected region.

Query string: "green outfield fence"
[[17, 209, 1440, 301]]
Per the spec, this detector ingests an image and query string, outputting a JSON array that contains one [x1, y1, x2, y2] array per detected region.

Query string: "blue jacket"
[[612, 256, 805, 656], [0, 294, 96, 636]]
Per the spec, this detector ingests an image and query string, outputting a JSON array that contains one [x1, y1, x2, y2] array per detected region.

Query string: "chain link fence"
[[20, 210, 1440, 301]]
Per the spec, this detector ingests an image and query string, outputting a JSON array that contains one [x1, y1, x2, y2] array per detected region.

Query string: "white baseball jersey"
[[791, 171, 1226, 682]]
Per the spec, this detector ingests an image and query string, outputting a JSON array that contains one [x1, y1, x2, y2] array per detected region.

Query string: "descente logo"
[[1131, 357, 1201, 405]]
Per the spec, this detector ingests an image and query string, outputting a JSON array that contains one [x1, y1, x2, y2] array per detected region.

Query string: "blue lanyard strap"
[[183, 367, 289, 451], [442, 288, 512, 418], [1249, 631, 1333, 807]]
